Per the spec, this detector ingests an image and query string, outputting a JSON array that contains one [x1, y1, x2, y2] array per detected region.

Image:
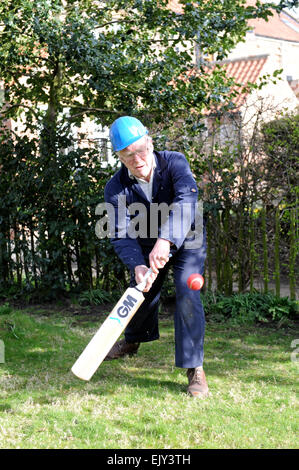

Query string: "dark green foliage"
[[78, 288, 120, 306], [238, 206, 245, 293], [0, 128, 126, 299], [202, 291, 298, 325], [260, 111, 299, 205], [1, 0, 286, 127], [261, 207, 269, 294], [0, 302, 12, 315], [198, 205, 297, 300], [185, 106, 298, 300], [0, 0, 297, 309], [289, 208, 297, 301], [249, 207, 256, 293], [206, 216, 213, 291], [274, 206, 281, 297]]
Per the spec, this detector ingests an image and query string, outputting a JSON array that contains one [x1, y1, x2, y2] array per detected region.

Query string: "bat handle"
[[135, 253, 172, 292]]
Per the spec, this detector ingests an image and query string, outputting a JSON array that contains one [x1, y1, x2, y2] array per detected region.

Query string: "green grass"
[[0, 309, 298, 449]]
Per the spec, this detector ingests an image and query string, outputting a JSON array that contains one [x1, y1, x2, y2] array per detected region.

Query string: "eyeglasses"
[[117, 139, 149, 163]]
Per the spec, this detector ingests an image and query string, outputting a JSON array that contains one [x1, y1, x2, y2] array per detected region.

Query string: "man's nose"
[[132, 154, 143, 164]]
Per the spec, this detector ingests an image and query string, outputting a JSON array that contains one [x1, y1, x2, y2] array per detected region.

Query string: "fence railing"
[[0, 204, 297, 299], [204, 205, 297, 299]]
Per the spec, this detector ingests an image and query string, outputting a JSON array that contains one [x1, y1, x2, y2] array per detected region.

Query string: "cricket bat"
[[71, 266, 155, 381]]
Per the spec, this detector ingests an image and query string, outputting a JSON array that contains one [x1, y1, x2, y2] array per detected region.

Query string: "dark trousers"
[[125, 240, 207, 369]]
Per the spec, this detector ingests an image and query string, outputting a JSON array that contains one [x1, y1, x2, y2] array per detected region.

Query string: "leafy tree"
[[0, 0, 296, 126], [260, 110, 299, 206], [0, 0, 297, 296]]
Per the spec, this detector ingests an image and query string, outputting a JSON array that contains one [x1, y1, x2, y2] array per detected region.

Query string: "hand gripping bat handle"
[[135, 253, 172, 292]]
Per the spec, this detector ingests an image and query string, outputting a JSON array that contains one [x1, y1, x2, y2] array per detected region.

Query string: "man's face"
[[117, 136, 154, 181]]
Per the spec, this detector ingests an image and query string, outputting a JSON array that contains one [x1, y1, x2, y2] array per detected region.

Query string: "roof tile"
[[211, 55, 268, 106]]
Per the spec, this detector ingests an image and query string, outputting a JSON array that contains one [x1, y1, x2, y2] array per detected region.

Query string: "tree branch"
[[0, 103, 41, 121], [62, 104, 121, 115]]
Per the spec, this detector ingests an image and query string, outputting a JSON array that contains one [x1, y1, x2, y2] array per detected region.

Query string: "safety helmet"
[[109, 116, 148, 152]]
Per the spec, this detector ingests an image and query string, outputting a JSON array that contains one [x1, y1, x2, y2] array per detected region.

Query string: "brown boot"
[[104, 338, 140, 360], [187, 367, 209, 398]]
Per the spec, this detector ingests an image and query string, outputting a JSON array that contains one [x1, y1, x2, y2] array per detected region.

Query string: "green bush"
[[202, 291, 298, 325], [78, 289, 121, 306], [0, 302, 12, 315]]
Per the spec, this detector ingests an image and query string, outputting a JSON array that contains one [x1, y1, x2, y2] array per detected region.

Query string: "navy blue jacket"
[[104, 150, 199, 271]]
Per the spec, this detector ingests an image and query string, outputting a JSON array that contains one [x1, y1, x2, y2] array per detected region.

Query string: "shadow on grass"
[[0, 314, 297, 402]]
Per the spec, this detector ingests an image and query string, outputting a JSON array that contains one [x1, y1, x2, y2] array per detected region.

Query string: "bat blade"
[[71, 287, 145, 381]]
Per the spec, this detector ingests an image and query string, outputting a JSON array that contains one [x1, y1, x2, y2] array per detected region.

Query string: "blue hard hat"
[[109, 116, 148, 152]]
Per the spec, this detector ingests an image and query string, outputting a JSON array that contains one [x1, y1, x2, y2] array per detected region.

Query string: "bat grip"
[[135, 253, 172, 292]]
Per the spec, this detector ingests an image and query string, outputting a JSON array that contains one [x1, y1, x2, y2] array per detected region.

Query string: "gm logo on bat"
[[110, 294, 138, 326]]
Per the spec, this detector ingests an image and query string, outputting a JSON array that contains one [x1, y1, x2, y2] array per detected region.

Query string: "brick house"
[[186, 2, 299, 152]]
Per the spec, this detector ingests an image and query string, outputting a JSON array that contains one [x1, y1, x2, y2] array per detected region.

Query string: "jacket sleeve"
[[159, 152, 199, 250], [104, 183, 147, 272]]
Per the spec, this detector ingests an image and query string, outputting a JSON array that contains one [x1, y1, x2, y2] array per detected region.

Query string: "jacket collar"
[[120, 151, 167, 201]]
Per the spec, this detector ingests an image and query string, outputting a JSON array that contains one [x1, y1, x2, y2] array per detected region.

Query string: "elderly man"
[[103, 116, 208, 398]]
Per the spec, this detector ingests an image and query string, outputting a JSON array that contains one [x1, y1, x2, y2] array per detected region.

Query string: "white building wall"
[[228, 31, 299, 81]]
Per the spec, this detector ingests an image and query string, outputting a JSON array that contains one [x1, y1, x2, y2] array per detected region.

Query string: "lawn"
[[0, 307, 298, 449]]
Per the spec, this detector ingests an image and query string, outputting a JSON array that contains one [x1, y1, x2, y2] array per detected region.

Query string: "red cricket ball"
[[187, 273, 204, 290]]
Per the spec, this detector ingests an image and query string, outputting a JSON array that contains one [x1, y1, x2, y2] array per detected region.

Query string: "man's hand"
[[135, 265, 158, 292], [149, 238, 171, 274], [135, 239, 171, 292]]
